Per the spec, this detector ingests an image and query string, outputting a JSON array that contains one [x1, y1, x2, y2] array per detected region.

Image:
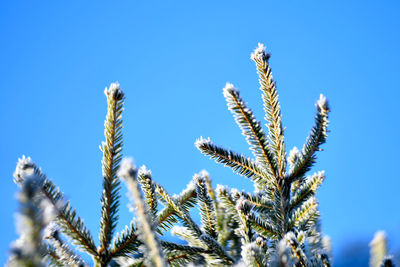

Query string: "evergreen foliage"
[[7, 44, 395, 267]]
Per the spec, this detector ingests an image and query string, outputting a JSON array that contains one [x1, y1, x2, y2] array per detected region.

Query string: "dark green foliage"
[[196, 43, 332, 265], [9, 44, 391, 267]]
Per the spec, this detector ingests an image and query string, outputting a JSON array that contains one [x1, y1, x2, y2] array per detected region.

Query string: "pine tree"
[[8, 44, 394, 266]]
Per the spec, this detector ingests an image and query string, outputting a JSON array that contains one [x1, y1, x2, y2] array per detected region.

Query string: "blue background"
[[1, 1, 399, 265]]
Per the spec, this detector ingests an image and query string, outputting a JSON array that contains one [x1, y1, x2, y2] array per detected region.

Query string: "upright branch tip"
[[14, 156, 35, 184], [250, 43, 270, 62], [104, 82, 124, 100], [316, 94, 329, 112], [138, 165, 152, 177], [199, 169, 210, 179]]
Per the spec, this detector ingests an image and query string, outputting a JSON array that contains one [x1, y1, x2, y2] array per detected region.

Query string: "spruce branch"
[[289, 171, 325, 211], [201, 170, 217, 204], [241, 242, 267, 267], [161, 241, 210, 266], [44, 225, 87, 267], [216, 185, 240, 220], [289, 197, 318, 230], [194, 174, 218, 239], [251, 43, 286, 178], [155, 183, 203, 238], [247, 212, 278, 240], [110, 222, 140, 258], [118, 158, 166, 267], [166, 253, 201, 266], [45, 246, 64, 267], [171, 226, 205, 248], [288, 147, 301, 174], [281, 232, 308, 267], [240, 191, 274, 215], [99, 82, 125, 255], [160, 240, 211, 254], [289, 94, 330, 181], [195, 137, 270, 186], [158, 181, 233, 264], [215, 185, 241, 249], [223, 82, 277, 180], [156, 182, 197, 233], [235, 197, 254, 243], [13, 156, 98, 256], [9, 45, 336, 267], [8, 164, 50, 267], [137, 166, 158, 218], [200, 234, 235, 265]]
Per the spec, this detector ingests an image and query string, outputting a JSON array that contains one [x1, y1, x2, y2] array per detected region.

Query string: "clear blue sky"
[[1, 0, 399, 264]]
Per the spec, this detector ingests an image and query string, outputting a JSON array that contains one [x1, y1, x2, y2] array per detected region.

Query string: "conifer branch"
[[166, 253, 199, 266], [240, 191, 274, 214], [118, 158, 166, 267], [202, 171, 224, 237], [285, 234, 308, 267], [157, 182, 233, 264], [8, 164, 50, 267], [137, 166, 158, 218], [200, 234, 235, 264], [155, 183, 203, 237], [194, 174, 218, 239], [195, 137, 270, 186], [156, 182, 197, 233], [46, 247, 64, 267], [171, 226, 205, 248], [223, 82, 277, 179], [290, 171, 324, 211], [251, 43, 286, 178], [215, 185, 241, 248], [202, 170, 217, 204], [110, 222, 140, 258], [216, 185, 240, 219], [99, 82, 125, 255], [241, 242, 267, 267], [160, 240, 210, 254], [247, 212, 278, 240], [8, 46, 336, 267], [235, 197, 254, 243], [13, 157, 98, 256], [163, 239, 207, 265], [44, 226, 87, 267], [289, 95, 330, 181], [289, 197, 318, 230]]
